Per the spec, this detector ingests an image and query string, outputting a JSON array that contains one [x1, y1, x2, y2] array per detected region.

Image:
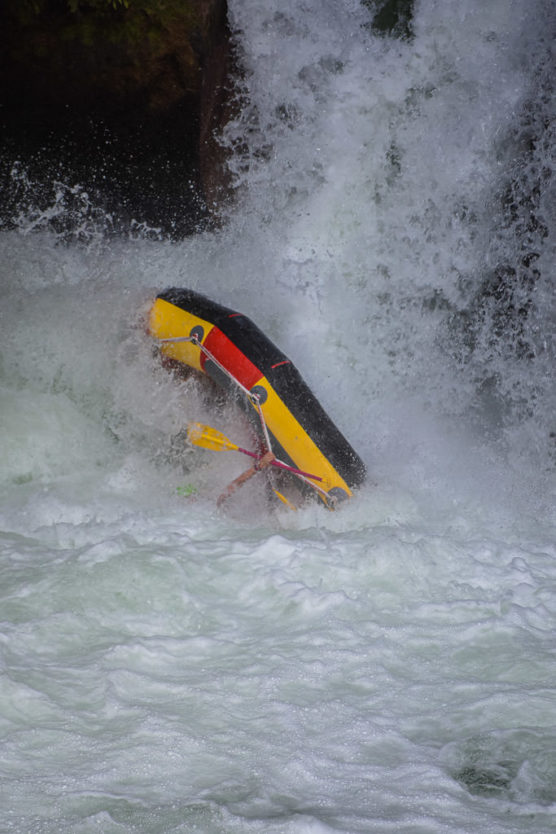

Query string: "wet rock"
[[361, 0, 414, 40], [0, 0, 235, 237]]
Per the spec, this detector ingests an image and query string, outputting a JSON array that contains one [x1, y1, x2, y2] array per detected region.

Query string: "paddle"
[[186, 422, 323, 482]]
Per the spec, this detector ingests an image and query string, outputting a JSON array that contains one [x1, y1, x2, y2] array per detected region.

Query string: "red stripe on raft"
[[202, 327, 262, 389], [271, 360, 291, 369]]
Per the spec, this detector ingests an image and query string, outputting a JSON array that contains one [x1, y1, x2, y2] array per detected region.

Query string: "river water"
[[1, 1, 556, 832]]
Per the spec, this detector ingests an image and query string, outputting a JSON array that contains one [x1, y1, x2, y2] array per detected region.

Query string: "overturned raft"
[[148, 288, 366, 506]]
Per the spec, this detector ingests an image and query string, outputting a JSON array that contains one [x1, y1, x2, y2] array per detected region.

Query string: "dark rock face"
[[0, 0, 235, 238], [362, 0, 414, 40]]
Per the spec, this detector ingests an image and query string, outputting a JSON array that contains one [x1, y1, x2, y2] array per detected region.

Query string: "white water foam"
[[1, 1, 555, 832]]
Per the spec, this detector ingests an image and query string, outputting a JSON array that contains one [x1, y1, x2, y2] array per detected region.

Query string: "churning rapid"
[[1, 0, 556, 832]]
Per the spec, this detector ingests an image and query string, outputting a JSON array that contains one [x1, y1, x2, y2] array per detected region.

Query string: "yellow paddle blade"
[[273, 489, 298, 511], [186, 422, 239, 452]]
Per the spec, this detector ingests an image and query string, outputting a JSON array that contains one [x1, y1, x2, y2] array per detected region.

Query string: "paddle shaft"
[[235, 445, 322, 482], [217, 450, 276, 507], [186, 422, 322, 483]]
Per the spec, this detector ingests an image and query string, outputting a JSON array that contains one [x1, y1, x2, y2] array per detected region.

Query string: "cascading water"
[[1, 1, 555, 832]]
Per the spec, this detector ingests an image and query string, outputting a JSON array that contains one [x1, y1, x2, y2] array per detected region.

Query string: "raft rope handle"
[[157, 334, 332, 502]]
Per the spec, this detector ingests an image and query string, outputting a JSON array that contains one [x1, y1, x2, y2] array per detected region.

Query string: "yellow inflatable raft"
[[148, 288, 366, 507]]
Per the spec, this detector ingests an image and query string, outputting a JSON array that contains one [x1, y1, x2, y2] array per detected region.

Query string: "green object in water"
[[177, 483, 197, 497]]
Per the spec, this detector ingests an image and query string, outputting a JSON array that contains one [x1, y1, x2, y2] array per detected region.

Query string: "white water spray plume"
[[1, 1, 555, 832]]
